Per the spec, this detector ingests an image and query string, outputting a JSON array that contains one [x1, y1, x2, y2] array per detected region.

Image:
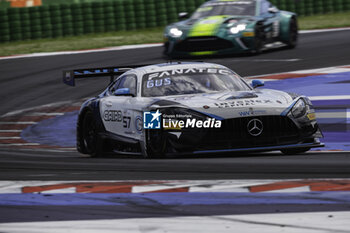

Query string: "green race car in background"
[[164, 0, 298, 57]]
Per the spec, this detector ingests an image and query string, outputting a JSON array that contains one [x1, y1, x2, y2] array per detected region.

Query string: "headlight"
[[169, 28, 183, 38], [291, 99, 306, 118], [229, 24, 246, 34]]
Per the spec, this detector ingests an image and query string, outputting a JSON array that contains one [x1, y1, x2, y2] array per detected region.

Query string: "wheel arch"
[[279, 11, 297, 42], [76, 98, 104, 154]]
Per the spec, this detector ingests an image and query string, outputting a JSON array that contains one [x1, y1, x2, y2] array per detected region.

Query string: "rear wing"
[[62, 64, 152, 87]]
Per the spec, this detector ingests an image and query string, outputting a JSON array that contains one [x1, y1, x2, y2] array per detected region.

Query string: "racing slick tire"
[[142, 129, 166, 159], [82, 111, 104, 157], [251, 25, 264, 55], [280, 147, 310, 155], [286, 17, 298, 49]]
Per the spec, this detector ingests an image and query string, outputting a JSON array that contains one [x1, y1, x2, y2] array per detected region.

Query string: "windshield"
[[142, 68, 251, 97], [191, 1, 256, 19]]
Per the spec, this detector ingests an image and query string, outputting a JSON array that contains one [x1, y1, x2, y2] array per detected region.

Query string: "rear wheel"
[[281, 147, 310, 155], [286, 17, 298, 49], [82, 111, 103, 157], [251, 26, 264, 54]]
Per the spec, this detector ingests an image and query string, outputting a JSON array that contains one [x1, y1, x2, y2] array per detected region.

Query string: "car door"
[[259, 0, 280, 42], [100, 74, 138, 138]]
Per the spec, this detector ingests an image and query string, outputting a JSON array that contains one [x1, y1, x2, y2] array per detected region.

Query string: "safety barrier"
[[0, 0, 349, 42]]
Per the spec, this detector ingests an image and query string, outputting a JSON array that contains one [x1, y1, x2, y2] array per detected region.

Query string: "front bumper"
[[165, 34, 255, 57], [164, 115, 323, 154]]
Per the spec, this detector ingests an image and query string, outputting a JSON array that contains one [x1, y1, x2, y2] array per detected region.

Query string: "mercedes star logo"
[[247, 119, 263, 136]]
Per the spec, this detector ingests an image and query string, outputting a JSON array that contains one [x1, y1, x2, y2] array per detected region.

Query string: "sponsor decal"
[[215, 99, 274, 108], [74, 68, 119, 76], [247, 118, 263, 136], [307, 113, 316, 121], [242, 31, 255, 37], [104, 110, 122, 122], [135, 116, 143, 132], [239, 109, 267, 117], [104, 110, 132, 129], [146, 68, 231, 80]]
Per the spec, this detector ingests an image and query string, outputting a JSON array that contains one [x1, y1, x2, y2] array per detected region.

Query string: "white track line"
[[1, 100, 73, 118], [0, 130, 22, 133], [0, 122, 36, 125], [0, 137, 21, 140], [309, 95, 350, 101], [0, 211, 350, 233], [26, 112, 65, 116], [0, 43, 162, 61], [300, 27, 350, 34], [0, 27, 349, 61], [0, 143, 40, 147], [292, 67, 350, 74], [246, 64, 350, 79]]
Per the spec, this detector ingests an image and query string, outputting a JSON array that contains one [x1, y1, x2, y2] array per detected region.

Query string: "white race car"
[[63, 62, 324, 158]]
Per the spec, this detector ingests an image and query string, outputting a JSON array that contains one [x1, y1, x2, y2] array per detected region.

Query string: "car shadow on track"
[[94, 150, 316, 160]]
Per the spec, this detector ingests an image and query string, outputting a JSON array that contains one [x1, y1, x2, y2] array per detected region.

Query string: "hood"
[[188, 15, 230, 37], [151, 89, 294, 119], [171, 15, 254, 37]]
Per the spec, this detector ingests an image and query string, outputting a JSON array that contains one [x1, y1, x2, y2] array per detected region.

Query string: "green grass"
[[0, 27, 164, 57], [298, 11, 350, 30], [1, 11, 350, 57]]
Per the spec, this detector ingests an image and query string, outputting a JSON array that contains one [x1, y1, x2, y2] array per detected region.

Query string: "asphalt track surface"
[[1, 30, 350, 181]]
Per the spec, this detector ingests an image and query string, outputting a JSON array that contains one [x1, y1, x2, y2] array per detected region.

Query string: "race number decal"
[[123, 116, 131, 128], [272, 20, 280, 37]]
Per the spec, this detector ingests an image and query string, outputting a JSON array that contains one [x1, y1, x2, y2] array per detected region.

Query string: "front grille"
[[174, 36, 234, 52], [195, 116, 300, 150]]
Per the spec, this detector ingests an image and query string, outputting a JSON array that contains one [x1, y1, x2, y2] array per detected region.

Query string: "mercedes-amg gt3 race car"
[[164, 0, 298, 57], [63, 62, 323, 158]]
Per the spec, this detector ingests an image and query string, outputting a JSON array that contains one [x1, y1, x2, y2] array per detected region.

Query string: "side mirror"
[[268, 7, 279, 14], [252, 80, 264, 88], [178, 12, 189, 20], [114, 88, 134, 97]]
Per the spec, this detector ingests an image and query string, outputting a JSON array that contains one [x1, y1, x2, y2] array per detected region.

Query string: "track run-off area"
[[0, 29, 350, 232]]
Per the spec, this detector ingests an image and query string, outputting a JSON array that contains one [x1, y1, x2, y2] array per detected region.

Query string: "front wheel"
[[286, 18, 298, 49], [82, 111, 103, 157], [281, 147, 310, 155], [142, 129, 166, 159], [251, 26, 264, 54]]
